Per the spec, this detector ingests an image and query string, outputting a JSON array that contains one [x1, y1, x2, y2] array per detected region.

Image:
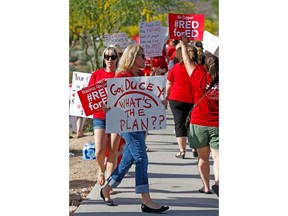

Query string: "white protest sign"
[[106, 76, 167, 133], [104, 32, 129, 51], [202, 30, 219, 55], [139, 21, 165, 57], [69, 71, 93, 118]]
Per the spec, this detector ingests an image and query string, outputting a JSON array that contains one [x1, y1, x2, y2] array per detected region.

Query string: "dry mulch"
[[69, 132, 99, 216]]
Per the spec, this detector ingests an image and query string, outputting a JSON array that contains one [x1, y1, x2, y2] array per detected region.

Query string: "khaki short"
[[188, 124, 219, 150]]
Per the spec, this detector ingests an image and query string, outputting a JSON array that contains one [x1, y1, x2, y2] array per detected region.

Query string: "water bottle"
[[82, 142, 96, 160]]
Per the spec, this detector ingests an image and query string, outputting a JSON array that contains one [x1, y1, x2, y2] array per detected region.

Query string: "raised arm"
[[180, 35, 195, 76]]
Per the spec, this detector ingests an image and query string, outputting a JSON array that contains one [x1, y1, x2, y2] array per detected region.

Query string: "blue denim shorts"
[[93, 118, 106, 129]]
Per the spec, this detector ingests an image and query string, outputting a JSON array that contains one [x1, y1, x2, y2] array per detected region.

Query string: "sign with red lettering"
[[139, 21, 166, 57], [168, 13, 205, 41], [77, 80, 108, 116], [106, 76, 166, 133], [69, 71, 92, 118]]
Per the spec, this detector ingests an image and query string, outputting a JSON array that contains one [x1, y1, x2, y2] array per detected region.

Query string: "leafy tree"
[[70, 0, 218, 71], [199, 0, 219, 35], [70, 0, 128, 70]]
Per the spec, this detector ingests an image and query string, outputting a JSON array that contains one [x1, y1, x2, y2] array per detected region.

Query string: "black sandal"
[[198, 188, 212, 194], [100, 189, 116, 206], [175, 151, 185, 159], [192, 149, 198, 157]]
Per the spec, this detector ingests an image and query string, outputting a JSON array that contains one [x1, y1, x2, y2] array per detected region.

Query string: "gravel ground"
[[69, 132, 98, 216]]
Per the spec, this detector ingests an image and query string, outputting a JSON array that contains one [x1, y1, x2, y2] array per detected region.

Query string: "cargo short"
[[188, 124, 219, 150]]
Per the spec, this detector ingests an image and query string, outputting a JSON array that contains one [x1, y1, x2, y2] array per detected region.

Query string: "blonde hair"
[[116, 44, 144, 74]]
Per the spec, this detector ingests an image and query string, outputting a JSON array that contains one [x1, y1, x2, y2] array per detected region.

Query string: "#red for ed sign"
[[168, 14, 205, 41]]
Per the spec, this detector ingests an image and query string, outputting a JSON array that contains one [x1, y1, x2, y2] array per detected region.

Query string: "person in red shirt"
[[166, 39, 179, 61], [140, 47, 168, 76], [87, 46, 121, 188], [166, 45, 200, 159], [100, 44, 169, 213], [166, 39, 180, 71], [180, 35, 219, 197]]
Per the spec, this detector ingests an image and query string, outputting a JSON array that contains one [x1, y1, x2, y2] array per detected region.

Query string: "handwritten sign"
[[77, 80, 108, 116], [106, 76, 167, 133], [202, 30, 219, 56], [139, 21, 165, 57], [168, 13, 205, 41], [69, 71, 92, 118], [104, 32, 129, 51]]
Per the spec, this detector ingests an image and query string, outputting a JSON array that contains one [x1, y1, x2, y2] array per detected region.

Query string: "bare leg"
[[94, 128, 108, 186], [175, 136, 186, 158], [76, 117, 84, 138], [197, 146, 211, 192], [102, 184, 113, 201], [211, 148, 219, 186], [106, 133, 121, 191]]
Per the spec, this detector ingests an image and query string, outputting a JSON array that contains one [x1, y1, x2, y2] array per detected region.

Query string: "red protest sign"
[[77, 80, 108, 116], [168, 13, 205, 41]]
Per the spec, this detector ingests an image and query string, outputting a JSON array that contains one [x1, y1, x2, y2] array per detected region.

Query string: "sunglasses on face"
[[104, 54, 117, 60], [138, 53, 145, 59]]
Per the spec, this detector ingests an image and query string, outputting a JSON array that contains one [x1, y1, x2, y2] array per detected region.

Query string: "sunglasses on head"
[[104, 54, 117, 60]]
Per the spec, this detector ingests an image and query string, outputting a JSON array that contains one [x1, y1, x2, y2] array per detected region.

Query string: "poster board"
[[77, 80, 108, 116], [139, 21, 166, 57], [106, 76, 167, 133], [104, 32, 129, 51], [202, 30, 219, 56], [168, 13, 205, 41], [69, 71, 93, 118]]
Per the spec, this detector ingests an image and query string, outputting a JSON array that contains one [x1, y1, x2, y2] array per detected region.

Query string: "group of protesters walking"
[[86, 34, 219, 213]]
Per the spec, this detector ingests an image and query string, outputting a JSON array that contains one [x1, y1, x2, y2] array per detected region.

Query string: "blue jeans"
[[106, 131, 149, 193]]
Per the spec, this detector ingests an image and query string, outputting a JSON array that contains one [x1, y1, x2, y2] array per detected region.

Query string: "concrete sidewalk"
[[74, 108, 219, 215]]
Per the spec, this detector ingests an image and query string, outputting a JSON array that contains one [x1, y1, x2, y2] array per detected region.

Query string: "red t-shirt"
[[152, 56, 168, 75], [167, 46, 176, 60], [141, 56, 168, 76], [190, 66, 219, 127], [167, 63, 193, 103], [88, 68, 115, 119]]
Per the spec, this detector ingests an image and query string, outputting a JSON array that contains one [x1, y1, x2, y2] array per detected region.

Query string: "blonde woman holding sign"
[[100, 44, 169, 213]]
